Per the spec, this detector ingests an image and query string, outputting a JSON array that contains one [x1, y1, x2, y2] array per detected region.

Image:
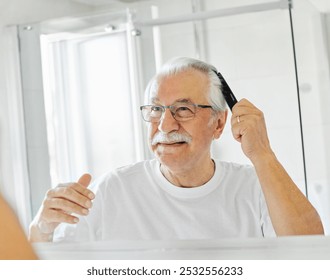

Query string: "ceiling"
[[70, 0, 330, 12]]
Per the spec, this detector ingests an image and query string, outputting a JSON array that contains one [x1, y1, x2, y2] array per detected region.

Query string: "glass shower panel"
[[205, 9, 305, 191], [291, 0, 330, 233]]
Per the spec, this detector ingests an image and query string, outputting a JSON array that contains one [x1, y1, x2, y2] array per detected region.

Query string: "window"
[[41, 30, 142, 184]]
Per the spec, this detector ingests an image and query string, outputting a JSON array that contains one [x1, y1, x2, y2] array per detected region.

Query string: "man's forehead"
[[150, 97, 193, 104], [148, 70, 209, 104]]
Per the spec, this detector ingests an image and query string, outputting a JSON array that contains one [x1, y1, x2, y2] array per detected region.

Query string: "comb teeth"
[[213, 70, 237, 111]]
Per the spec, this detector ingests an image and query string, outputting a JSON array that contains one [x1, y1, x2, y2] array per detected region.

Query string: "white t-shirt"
[[54, 159, 275, 242]]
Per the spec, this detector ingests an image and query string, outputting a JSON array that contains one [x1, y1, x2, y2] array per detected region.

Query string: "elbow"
[[276, 212, 325, 236], [305, 211, 325, 235], [296, 207, 325, 236], [308, 219, 324, 235]]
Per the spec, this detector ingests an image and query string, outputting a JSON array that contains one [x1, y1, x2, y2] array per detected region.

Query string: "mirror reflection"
[[2, 0, 330, 250]]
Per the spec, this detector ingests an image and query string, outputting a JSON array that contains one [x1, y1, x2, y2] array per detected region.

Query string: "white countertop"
[[34, 235, 330, 260]]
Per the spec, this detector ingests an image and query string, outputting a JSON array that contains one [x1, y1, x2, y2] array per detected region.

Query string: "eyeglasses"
[[140, 102, 213, 122]]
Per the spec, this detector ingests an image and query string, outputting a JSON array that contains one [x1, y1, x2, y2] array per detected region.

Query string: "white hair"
[[144, 57, 227, 112]]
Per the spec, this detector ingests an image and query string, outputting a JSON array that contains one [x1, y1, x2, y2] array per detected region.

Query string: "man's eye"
[[151, 106, 162, 112], [177, 106, 192, 112]]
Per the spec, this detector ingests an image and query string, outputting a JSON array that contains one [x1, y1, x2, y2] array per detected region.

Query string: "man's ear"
[[213, 110, 228, 140]]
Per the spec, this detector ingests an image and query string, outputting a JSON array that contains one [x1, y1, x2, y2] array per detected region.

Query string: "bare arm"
[[231, 99, 324, 235], [29, 174, 94, 242], [0, 194, 37, 259]]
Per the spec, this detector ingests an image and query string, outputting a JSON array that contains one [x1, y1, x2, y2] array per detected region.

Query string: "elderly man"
[[29, 57, 323, 242]]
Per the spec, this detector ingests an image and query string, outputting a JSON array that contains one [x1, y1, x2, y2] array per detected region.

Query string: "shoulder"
[[114, 159, 154, 176], [216, 160, 256, 176], [89, 159, 155, 191], [215, 160, 260, 192]]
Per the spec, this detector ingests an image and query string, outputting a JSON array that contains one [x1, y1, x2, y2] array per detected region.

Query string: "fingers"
[[30, 174, 95, 241], [40, 208, 80, 225], [230, 98, 271, 160], [230, 99, 260, 125], [230, 99, 249, 142], [57, 179, 94, 201], [43, 194, 91, 216], [47, 179, 94, 213], [42, 175, 95, 224], [78, 173, 92, 188]]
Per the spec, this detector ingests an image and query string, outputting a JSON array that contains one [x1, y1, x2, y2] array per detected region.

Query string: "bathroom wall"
[[0, 0, 94, 225]]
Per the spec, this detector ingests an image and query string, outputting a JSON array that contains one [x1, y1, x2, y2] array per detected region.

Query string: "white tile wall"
[[158, 22, 197, 60]]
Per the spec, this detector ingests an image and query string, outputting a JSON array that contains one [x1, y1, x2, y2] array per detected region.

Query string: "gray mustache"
[[151, 132, 192, 145]]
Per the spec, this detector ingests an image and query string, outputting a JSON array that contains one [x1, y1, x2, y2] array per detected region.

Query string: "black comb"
[[214, 71, 237, 111]]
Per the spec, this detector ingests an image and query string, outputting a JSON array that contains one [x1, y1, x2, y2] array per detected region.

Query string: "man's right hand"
[[28, 174, 94, 242]]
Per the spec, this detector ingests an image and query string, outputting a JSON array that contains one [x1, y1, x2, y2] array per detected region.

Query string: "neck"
[[160, 158, 215, 188]]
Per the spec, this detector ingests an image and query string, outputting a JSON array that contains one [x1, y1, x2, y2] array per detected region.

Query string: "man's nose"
[[157, 108, 180, 133]]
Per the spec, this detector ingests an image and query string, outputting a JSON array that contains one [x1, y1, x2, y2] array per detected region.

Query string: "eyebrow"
[[150, 97, 193, 104]]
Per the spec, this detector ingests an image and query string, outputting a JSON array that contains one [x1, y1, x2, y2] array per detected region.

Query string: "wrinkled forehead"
[[150, 97, 195, 105]]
